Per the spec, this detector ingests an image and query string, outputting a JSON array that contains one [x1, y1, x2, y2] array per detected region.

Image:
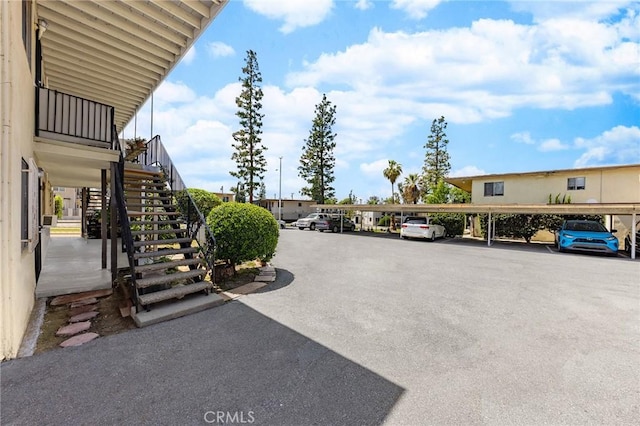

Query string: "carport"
[[311, 203, 639, 259]]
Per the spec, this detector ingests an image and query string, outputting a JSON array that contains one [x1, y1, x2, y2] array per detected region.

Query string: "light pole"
[[278, 156, 283, 222]]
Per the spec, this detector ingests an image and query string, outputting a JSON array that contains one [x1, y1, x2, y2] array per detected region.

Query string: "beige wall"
[[471, 166, 640, 205], [259, 199, 315, 221], [0, 0, 37, 360]]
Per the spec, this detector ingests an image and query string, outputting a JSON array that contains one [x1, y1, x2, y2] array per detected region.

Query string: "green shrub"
[[431, 213, 466, 237], [176, 189, 221, 223], [378, 215, 391, 226], [54, 195, 64, 219], [207, 202, 279, 269]]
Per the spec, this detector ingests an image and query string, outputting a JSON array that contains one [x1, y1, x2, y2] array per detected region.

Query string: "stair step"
[[133, 237, 192, 247], [136, 269, 207, 289], [125, 203, 176, 209], [129, 220, 182, 226], [124, 169, 163, 177], [125, 195, 173, 201], [135, 258, 202, 273], [132, 291, 224, 327], [131, 228, 187, 236], [124, 187, 170, 194], [128, 211, 181, 217], [134, 247, 198, 259]]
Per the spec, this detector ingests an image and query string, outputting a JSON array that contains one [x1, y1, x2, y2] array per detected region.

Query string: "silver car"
[[296, 213, 331, 231]]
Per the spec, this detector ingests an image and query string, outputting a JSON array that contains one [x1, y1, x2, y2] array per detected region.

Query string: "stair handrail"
[[134, 135, 216, 275], [112, 129, 142, 308]]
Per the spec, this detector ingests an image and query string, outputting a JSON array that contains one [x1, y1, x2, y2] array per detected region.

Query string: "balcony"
[[36, 86, 114, 149]]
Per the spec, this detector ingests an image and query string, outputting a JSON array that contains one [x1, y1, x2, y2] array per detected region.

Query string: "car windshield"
[[405, 217, 427, 225], [565, 221, 607, 232]]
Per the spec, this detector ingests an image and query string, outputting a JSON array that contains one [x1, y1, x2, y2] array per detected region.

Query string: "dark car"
[[555, 220, 618, 255], [317, 216, 355, 233]]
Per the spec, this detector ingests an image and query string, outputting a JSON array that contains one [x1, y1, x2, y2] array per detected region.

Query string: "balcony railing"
[[35, 86, 115, 149]]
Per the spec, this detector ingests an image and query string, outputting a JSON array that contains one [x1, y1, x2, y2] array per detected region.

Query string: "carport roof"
[[311, 203, 640, 215]]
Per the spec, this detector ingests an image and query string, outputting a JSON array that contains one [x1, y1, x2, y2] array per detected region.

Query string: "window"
[[484, 181, 504, 197], [21, 158, 39, 252], [298, 202, 302, 207], [22, 0, 32, 68], [567, 177, 585, 190], [222, 196, 229, 202]]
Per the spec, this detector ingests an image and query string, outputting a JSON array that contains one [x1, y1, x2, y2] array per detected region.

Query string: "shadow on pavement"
[[256, 268, 294, 293], [0, 301, 404, 425]]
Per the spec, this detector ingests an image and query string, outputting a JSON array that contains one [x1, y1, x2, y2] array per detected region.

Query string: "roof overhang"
[[36, 0, 228, 133]]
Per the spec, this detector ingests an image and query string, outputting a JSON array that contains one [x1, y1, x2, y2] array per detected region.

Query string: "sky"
[[121, 0, 640, 203]]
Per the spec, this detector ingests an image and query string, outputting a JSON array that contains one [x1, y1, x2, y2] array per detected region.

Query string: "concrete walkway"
[[36, 235, 128, 298]]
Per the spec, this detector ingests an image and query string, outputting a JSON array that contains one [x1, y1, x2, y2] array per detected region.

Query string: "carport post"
[[632, 213, 637, 260], [487, 212, 491, 247]]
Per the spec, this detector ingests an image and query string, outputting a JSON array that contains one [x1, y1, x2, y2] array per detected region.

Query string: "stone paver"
[[254, 275, 276, 282], [56, 321, 91, 336], [50, 289, 112, 306], [69, 298, 98, 308], [69, 305, 97, 317], [69, 311, 99, 323], [59, 333, 99, 348]]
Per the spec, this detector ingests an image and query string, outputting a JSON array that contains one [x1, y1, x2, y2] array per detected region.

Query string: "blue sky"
[[122, 0, 640, 202]]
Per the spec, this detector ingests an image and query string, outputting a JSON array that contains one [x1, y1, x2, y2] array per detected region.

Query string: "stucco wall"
[[471, 167, 640, 205], [0, 0, 37, 360]]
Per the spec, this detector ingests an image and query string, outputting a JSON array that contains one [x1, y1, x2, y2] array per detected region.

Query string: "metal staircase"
[[123, 167, 212, 309]]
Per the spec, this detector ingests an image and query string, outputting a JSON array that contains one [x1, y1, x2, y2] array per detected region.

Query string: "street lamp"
[[278, 157, 283, 222]]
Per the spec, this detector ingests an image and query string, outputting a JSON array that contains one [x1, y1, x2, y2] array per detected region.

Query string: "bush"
[[431, 213, 466, 237], [176, 189, 221, 223], [54, 195, 64, 219], [378, 215, 391, 226], [207, 202, 279, 269]]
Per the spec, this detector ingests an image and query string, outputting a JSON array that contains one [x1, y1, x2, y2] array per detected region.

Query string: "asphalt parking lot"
[[2, 228, 638, 425]]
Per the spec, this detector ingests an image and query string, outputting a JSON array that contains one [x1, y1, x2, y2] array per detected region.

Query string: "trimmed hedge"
[[207, 202, 279, 268]]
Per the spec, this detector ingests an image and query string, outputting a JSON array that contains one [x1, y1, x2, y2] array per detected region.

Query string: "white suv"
[[296, 213, 331, 231]]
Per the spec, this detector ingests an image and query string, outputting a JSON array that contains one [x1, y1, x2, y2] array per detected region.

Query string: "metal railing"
[[135, 135, 216, 275], [111, 129, 141, 308], [35, 86, 114, 149]]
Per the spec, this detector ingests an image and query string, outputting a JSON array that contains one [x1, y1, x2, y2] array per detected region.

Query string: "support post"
[[487, 212, 492, 247], [110, 163, 118, 284], [81, 187, 87, 238], [101, 169, 107, 269], [632, 213, 637, 260]]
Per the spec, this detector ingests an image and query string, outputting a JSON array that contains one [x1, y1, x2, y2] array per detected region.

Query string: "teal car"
[[555, 220, 618, 255]]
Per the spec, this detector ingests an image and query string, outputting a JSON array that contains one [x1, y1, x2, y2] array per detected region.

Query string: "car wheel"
[[332, 225, 339, 233], [310, 223, 316, 231], [430, 232, 436, 242], [298, 227, 304, 230]]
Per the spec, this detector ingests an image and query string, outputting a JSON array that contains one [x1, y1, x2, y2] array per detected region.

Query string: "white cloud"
[[207, 41, 235, 58], [538, 138, 569, 152], [509, 0, 636, 22], [154, 81, 196, 105], [244, 0, 334, 34], [573, 125, 640, 167], [391, 0, 443, 19], [355, 0, 373, 11], [511, 131, 535, 144], [181, 45, 196, 65], [449, 166, 487, 177], [360, 159, 390, 177], [286, 13, 640, 123]]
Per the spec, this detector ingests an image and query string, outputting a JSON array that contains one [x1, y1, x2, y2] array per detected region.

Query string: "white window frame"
[[567, 177, 585, 190], [21, 158, 40, 252], [484, 181, 504, 197]]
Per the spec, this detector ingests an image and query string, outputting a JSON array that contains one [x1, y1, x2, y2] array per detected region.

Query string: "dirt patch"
[[35, 285, 136, 355], [35, 263, 261, 355]]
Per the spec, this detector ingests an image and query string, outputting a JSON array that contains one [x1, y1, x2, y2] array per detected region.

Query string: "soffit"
[[36, 0, 227, 133]]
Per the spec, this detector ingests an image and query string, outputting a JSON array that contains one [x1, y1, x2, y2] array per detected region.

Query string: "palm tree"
[[402, 173, 422, 204], [383, 160, 402, 204], [383, 160, 402, 231]]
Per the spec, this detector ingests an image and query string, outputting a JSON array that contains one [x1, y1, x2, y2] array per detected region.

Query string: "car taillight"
[[402, 224, 408, 228], [419, 225, 429, 229]]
